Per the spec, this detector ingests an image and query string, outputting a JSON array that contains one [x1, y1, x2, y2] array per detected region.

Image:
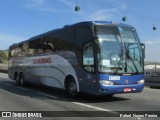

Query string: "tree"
[[0, 51, 8, 63]]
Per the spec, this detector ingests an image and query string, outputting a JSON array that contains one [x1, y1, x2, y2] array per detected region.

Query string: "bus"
[[145, 64, 160, 87], [8, 21, 145, 97]]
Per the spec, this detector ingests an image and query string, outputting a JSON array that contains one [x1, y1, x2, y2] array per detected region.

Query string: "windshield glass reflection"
[[95, 26, 143, 73]]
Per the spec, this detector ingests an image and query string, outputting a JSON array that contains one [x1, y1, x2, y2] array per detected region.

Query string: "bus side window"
[[43, 42, 54, 53], [83, 42, 94, 72], [75, 26, 93, 72], [35, 39, 44, 54], [15, 44, 22, 57], [9, 47, 15, 58], [27, 40, 37, 55]]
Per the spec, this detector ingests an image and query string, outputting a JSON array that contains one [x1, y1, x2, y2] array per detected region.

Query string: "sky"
[[0, 0, 160, 62]]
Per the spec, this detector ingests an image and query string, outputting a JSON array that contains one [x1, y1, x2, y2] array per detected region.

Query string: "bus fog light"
[[137, 79, 144, 84], [100, 80, 114, 85]]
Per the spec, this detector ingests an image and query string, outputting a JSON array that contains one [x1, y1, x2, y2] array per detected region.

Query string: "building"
[[144, 64, 160, 87]]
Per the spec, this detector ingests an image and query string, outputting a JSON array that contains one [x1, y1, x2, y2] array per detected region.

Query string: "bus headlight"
[[100, 80, 114, 85], [137, 79, 144, 84]]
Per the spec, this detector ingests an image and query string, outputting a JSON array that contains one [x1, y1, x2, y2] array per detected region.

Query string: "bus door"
[[75, 26, 98, 92]]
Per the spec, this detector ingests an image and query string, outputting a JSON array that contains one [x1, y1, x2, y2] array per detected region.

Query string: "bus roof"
[[29, 21, 134, 40], [10, 21, 134, 47], [72, 21, 134, 28]]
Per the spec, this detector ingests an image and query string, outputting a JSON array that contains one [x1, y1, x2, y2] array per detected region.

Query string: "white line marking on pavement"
[[17, 87, 28, 91], [72, 102, 112, 111], [5, 83, 12, 86], [38, 92, 58, 99]]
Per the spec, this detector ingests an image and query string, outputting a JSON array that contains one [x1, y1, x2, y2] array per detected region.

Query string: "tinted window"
[[9, 46, 16, 58], [83, 42, 95, 72], [75, 26, 94, 72], [75, 26, 92, 47], [45, 27, 74, 51]]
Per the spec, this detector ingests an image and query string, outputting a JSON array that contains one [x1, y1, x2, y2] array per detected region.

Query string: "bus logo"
[[33, 57, 52, 64], [125, 80, 128, 84]]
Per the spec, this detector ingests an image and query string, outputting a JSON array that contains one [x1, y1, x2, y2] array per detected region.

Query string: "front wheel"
[[103, 94, 114, 99], [107, 94, 114, 97], [19, 73, 26, 87], [66, 80, 78, 97]]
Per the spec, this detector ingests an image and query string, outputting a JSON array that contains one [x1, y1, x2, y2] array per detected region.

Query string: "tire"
[[19, 73, 25, 87], [103, 94, 114, 98], [107, 94, 114, 98], [15, 73, 20, 85], [66, 79, 78, 97]]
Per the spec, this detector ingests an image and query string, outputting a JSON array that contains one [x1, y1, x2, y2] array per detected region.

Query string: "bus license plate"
[[124, 88, 132, 92]]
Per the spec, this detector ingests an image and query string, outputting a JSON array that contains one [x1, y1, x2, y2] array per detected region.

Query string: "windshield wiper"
[[126, 49, 139, 73]]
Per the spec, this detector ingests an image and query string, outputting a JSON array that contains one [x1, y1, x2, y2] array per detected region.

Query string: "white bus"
[[8, 21, 145, 97]]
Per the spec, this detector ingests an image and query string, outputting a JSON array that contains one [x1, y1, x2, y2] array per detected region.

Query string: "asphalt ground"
[[0, 73, 159, 120]]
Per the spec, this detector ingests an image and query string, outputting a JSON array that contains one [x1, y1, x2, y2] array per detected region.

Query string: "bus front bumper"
[[98, 84, 144, 95]]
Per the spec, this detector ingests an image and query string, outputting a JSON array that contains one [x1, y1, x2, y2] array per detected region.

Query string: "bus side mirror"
[[141, 43, 145, 59]]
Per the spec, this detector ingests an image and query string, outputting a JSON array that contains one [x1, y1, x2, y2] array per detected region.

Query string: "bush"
[[0, 51, 8, 63]]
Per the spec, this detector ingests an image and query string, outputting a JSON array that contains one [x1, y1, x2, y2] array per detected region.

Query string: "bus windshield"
[[95, 26, 143, 74]]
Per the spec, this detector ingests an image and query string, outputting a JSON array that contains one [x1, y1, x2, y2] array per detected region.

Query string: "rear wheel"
[[19, 73, 26, 87], [66, 79, 78, 97], [15, 73, 20, 85]]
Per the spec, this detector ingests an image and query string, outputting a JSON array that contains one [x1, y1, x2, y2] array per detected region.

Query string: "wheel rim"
[[15, 74, 19, 85], [20, 77, 24, 86], [20, 74, 24, 86]]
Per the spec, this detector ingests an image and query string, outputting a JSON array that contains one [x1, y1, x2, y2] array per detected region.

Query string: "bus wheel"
[[103, 94, 114, 98], [66, 79, 78, 97], [19, 73, 25, 87], [15, 73, 20, 85], [107, 94, 114, 98]]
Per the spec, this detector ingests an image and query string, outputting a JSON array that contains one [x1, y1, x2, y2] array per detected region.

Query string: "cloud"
[[0, 33, 26, 50], [144, 40, 160, 45], [143, 40, 160, 62], [144, 40, 153, 45], [22, 0, 128, 20], [23, 0, 73, 13], [88, 8, 118, 21], [23, 0, 45, 8], [0, 33, 25, 42], [59, 0, 74, 10], [79, 2, 128, 21], [36, 7, 71, 13]]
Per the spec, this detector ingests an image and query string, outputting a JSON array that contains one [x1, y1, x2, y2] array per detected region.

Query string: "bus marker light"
[[137, 79, 144, 84], [100, 80, 114, 85]]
